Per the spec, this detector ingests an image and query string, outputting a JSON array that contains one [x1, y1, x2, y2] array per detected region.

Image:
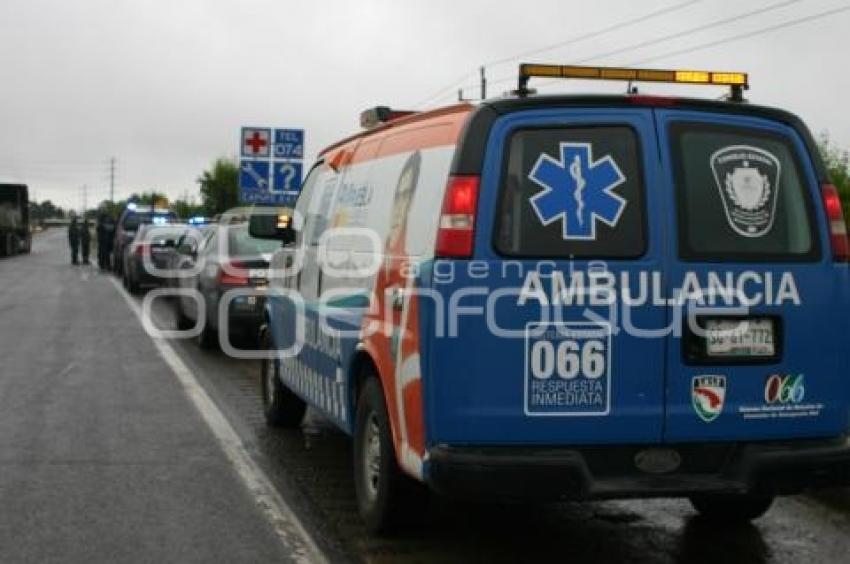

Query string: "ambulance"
[[250, 64, 850, 533]]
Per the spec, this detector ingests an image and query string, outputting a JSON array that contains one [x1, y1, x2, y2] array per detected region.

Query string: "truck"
[[0, 184, 31, 257]]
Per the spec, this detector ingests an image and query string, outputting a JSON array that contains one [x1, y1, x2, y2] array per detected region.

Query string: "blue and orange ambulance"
[[251, 64, 850, 533]]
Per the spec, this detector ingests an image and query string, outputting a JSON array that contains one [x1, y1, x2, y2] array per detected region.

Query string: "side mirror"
[[249, 211, 295, 245]]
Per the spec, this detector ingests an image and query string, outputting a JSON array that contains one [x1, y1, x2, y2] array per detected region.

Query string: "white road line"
[[108, 277, 327, 564]]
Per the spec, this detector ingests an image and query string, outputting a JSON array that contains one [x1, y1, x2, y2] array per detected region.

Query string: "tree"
[[29, 200, 65, 221], [197, 157, 239, 216], [818, 132, 850, 225], [96, 200, 124, 220], [172, 198, 204, 220]]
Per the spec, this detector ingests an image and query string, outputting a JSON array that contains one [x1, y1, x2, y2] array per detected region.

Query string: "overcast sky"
[[0, 0, 847, 211]]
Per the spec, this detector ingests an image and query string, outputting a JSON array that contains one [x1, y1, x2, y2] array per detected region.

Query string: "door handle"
[[391, 287, 404, 311]]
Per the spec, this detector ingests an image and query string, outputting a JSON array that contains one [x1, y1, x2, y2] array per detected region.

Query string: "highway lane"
[[0, 229, 310, 563], [6, 229, 850, 563]]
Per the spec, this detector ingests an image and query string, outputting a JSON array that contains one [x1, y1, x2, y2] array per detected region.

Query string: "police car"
[[250, 64, 850, 533]]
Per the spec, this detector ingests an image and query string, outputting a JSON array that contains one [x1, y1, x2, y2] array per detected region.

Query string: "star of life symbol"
[[528, 142, 627, 240]]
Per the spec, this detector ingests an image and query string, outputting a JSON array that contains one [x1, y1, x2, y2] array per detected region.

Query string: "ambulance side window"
[[304, 170, 340, 247]]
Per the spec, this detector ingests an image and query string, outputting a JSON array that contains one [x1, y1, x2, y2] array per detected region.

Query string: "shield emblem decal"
[[710, 145, 781, 237], [691, 375, 726, 423]]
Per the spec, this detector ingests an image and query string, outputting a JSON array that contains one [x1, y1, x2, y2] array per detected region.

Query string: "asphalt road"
[[4, 229, 850, 563]]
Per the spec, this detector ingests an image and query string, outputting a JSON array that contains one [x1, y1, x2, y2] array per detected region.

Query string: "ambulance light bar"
[[517, 64, 749, 101], [360, 106, 418, 129]]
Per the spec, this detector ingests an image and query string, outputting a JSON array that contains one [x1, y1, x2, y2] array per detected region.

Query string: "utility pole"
[[480, 66, 487, 100], [109, 157, 116, 202]]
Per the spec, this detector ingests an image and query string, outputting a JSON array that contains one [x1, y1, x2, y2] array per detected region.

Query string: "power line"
[[109, 156, 116, 202], [531, 2, 850, 93], [626, 2, 850, 66], [465, 0, 824, 97], [484, 0, 704, 68], [413, 0, 704, 108]]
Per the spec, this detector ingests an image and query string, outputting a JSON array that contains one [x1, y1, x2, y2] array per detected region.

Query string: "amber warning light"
[[517, 64, 749, 101]]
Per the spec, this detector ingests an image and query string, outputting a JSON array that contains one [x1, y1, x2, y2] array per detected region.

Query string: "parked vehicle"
[[112, 204, 178, 276], [122, 223, 186, 294], [250, 64, 850, 533], [161, 225, 213, 288], [174, 224, 280, 348], [0, 184, 30, 257]]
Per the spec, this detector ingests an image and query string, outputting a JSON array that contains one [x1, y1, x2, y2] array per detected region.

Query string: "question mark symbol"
[[279, 163, 295, 191]]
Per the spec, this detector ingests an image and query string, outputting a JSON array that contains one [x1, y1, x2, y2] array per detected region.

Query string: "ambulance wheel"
[[259, 328, 305, 428], [197, 316, 217, 349], [127, 274, 141, 295], [354, 376, 423, 535], [689, 494, 774, 522], [174, 298, 193, 331]]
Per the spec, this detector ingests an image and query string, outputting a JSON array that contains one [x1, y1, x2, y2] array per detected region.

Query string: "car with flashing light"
[[249, 64, 850, 534], [112, 204, 178, 276], [173, 223, 280, 348]]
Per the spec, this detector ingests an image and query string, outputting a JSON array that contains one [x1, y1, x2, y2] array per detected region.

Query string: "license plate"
[[705, 319, 775, 357]]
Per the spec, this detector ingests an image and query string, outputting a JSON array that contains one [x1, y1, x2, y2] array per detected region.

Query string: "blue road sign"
[[239, 159, 272, 203], [272, 161, 303, 194], [273, 129, 304, 159]]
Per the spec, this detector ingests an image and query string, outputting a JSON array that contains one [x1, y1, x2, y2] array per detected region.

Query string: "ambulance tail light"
[[220, 260, 250, 286], [435, 175, 479, 258], [822, 183, 849, 261]]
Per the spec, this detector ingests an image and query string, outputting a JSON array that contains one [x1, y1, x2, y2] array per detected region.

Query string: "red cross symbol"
[[244, 130, 269, 155]]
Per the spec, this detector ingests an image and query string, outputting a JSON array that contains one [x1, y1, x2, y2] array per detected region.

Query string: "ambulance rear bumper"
[[425, 437, 850, 501]]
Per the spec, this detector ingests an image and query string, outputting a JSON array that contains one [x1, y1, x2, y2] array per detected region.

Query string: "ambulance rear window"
[[495, 127, 646, 258], [670, 123, 818, 261]]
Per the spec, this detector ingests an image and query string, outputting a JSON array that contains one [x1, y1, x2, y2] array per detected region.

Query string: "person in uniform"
[[68, 217, 80, 265], [96, 213, 115, 270], [80, 219, 92, 265]]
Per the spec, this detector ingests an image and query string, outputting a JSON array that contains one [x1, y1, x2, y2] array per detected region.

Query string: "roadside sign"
[[241, 127, 271, 158], [239, 160, 270, 195], [239, 126, 304, 206], [272, 161, 302, 194], [273, 129, 304, 159]]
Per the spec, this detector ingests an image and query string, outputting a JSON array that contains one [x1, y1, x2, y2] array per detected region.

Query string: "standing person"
[[68, 217, 80, 265], [96, 213, 114, 270], [80, 218, 92, 265]]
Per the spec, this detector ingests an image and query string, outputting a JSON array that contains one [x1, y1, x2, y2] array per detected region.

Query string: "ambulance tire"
[[689, 493, 774, 522], [354, 376, 424, 535], [197, 315, 217, 349], [174, 298, 193, 331], [260, 328, 306, 428], [127, 271, 141, 295]]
